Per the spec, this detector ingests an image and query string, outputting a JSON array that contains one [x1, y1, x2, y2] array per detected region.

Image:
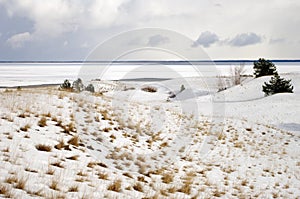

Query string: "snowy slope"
[[0, 74, 299, 198]]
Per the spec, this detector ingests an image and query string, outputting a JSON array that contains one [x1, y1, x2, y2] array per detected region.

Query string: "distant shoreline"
[[0, 60, 300, 64], [0, 83, 60, 89]]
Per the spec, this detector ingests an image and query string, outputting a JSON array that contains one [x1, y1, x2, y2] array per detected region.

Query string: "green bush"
[[72, 78, 85, 92], [60, 79, 71, 90], [253, 58, 277, 78], [262, 74, 293, 96], [86, 84, 95, 93]]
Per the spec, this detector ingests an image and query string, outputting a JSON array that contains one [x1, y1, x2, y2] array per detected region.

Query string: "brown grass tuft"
[[51, 160, 64, 168], [161, 173, 174, 184], [97, 172, 108, 180], [68, 135, 79, 146], [15, 176, 27, 190], [20, 124, 31, 132], [77, 171, 87, 177], [36, 144, 52, 152], [107, 179, 122, 192], [49, 179, 59, 191], [54, 138, 65, 150], [46, 166, 55, 175], [0, 184, 9, 195], [141, 86, 157, 93], [38, 117, 47, 127], [5, 176, 18, 184], [66, 155, 79, 161], [68, 185, 79, 192], [133, 182, 143, 192]]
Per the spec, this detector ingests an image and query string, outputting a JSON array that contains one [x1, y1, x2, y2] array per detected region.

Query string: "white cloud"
[[193, 31, 219, 48], [0, 0, 299, 59], [147, 34, 170, 46], [63, 41, 68, 47], [269, 38, 285, 44], [7, 32, 31, 48], [228, 33, 262, 47], [0, 0, 126, 38]]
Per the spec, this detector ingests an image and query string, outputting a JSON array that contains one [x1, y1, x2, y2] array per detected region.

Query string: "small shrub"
[[141, 86, 157, 93], [262, 74, 293, 96], [107, 179, 122, 192], [72, 78, 85, 92], [60, 79, 72, 90], [253, 58, 277, 78], [36, 144, 52, 152], [86, 84, 95, 93]]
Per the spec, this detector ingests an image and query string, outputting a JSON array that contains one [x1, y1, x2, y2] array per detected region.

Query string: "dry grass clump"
[[97, 172, 108, 180], [212, 189, 225, 197], [18, 113, 29, 118], [46, 166, 55, 175], [49, 179, 60, 191], [177, 172, 194, 195], [77, 171, 87, 177], [234, 141, 244, 148], [68, 185, 79, 192], [0, 184, 9, 195], [2, 147, 9, 153], [161, 172, 174, 184], [54, 139, 65, 150], [20, 124, 31, 132], [25, 167, 38, 173], [51, 160, 64, 168], [87, 161, 98, 168], [36, 144, 52, 152], [123, 172, 133, 179], [107, 179, 122, 192], [141, 86, 157, 93], [66, 155, 79, 161], [67, 135, 80, 147], [133, 182, 143, 192], [56, 121, 76, 134], [14, 176, 28, 190], [0, 184, 13, 198], [5, 176, 18, 184], [38, 117, 47, 127]]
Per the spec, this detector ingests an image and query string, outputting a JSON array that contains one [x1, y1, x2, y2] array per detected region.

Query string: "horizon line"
[[0, 59, 300, 63]]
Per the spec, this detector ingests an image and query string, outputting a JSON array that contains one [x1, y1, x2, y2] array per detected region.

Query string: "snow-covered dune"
[[0, 72, 299, 198]]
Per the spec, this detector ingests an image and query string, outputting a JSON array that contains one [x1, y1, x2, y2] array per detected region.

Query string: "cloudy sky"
[[0, 0, 299, 61]]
